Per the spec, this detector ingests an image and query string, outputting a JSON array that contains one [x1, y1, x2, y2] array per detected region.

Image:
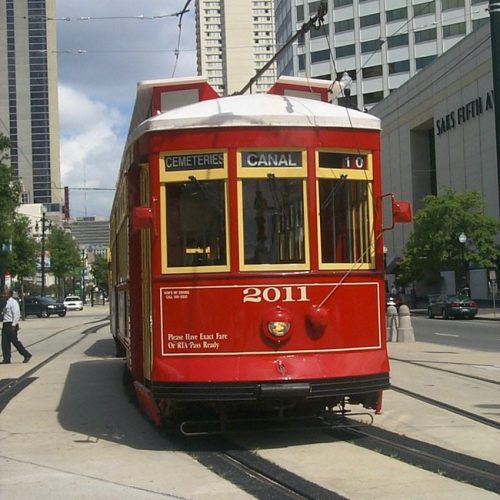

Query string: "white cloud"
[[58, 84, 126, 218], [55, 0, 198, 218]]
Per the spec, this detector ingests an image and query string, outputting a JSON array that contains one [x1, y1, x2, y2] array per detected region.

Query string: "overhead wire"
[[171, 0, 193, 77]]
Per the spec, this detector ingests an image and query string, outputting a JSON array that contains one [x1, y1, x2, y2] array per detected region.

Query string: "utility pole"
[[490, 0, 500, 206], [41, 212, 46, 296], [40, 212, 50, 296]]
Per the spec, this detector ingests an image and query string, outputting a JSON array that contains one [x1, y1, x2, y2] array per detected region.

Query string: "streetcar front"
[[111, 78, 411, 427]]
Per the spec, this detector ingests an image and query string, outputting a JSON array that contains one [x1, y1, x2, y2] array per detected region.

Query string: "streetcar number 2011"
[[243, 286, 309, 303]]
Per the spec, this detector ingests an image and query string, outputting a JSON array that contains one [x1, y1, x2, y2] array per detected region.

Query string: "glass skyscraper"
[[275, 0, 490, 109], [0, 0, 61, 211]]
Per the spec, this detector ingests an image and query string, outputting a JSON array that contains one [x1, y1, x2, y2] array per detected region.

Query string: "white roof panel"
[[127, 93, 380, 146]]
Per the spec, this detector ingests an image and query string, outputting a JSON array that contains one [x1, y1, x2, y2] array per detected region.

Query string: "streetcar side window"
[[319, 179, 372, 264], [165, 179, 227, 267], [242, 178, 305, 265]]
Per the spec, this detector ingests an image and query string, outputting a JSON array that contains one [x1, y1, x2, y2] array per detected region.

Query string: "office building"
[[371, 23, 498, 298], [274, 0, 490, 109], [0, 0, 62, 211], [195, 0, 277, 95]]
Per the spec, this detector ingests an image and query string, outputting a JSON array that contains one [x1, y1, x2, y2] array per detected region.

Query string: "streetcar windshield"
[[318, 179, 372, 264], [165, 179, 226, 267], [242, 178, 305, 265]]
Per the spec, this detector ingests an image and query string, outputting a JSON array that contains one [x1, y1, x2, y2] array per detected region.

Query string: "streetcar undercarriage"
[[130, 372, 387, 432]]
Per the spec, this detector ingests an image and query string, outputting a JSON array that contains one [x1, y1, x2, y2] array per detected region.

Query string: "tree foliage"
[[48, 227, 81, 289], [397, 188, 500, 286], [0, 134, 22, 286], [91, 254, 109, 294], [9, 215, 39, 282]]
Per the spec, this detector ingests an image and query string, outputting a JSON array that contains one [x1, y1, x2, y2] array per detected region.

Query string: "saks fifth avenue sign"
[[435, 90, 494, 136]]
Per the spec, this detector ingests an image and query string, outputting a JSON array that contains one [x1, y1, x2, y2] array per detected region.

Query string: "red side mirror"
[[132, 206, 152, 230], [392, 199, 412, 223], [381, 193, 413, 231]]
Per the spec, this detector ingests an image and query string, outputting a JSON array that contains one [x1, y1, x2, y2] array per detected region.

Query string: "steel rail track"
[[390, 356, 500, 386], [390, 384, 500, 430], [0, 321, 110, 410], [331, 422, 500, 494]]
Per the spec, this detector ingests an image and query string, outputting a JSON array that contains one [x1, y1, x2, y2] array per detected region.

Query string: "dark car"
[[23, 296, 67, 318], [427, 294, 478, 319]]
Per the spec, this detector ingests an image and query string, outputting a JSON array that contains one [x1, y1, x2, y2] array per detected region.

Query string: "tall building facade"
[[274, 0, 490, 109], [195, 0, 277, 95], [0, 0, 62, 211]]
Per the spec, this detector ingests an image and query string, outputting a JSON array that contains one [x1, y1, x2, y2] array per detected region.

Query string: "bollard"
[[386, 305, 398, 342], [397, 304, 415, 342]]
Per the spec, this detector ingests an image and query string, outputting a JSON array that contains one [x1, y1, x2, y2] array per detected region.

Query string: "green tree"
[[90, 253, 109, 294], [0, 134, 21, 288], [47, 226, 81, 299], [9, 215, 40, 316], [397, 188, 500, 287]]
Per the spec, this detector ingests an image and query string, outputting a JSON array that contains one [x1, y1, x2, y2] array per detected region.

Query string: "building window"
[[298, 54, 305, 70], [386, 7, 408, 22], [388, 60, 410, 74], [443, 22, 466, 37], [414, 2, 436, 16], [414, 28, 437, 43], [333, 0, 353, 6], [360, 13, 380, 27], [387, 33, 409, 48], [335, 18, 354, 32], [473, 17, 489, 30], [296, 5, 304, 21], [364, 90, 384, 104], [362, 65, 383, 78], [361, 39, 384, 53], [416, 54, 436, 69], [311, 24, 328, 37], [311, 49, 330, 63], [442, 0, 465, 9], [336, 44, 355, 58]]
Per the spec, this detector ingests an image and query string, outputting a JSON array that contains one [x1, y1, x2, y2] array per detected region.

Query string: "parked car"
[[427, 294, 478, 319], [23, 296, 67, 318], [63, 295, 84, 311]]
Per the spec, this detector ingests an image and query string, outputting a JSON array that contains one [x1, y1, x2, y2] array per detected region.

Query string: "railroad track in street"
[[182, 435, 346, 500], [328, 421, 500, 495], [0, 320, 109, 411], [390, 384, 500, 430]]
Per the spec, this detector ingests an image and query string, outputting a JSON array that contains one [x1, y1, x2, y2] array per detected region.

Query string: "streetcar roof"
[[127, 93, 381, 146]]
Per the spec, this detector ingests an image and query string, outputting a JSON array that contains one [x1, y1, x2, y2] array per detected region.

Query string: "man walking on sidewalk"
[[1, 289, 31, 364]]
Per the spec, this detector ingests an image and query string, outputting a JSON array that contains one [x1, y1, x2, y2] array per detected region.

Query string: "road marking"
[[434, 332, 459, 337]]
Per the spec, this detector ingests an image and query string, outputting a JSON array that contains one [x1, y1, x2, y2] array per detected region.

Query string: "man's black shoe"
[[1, 360, 11, 364], [23, 355, 32, 363]]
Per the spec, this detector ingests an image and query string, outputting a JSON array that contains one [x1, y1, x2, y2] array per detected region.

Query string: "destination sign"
[[164, 152, 224, 171], [318, 152, 367, 170], [241, 151, 303, 168]]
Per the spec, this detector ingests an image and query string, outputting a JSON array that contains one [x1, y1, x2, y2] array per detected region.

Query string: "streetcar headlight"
[[267, 321, 290, 337], [261, 306, 292, 343]]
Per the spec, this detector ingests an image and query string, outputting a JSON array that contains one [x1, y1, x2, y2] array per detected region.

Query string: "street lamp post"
[[37, 211, 51, 296], [458, 232, 467, 290]]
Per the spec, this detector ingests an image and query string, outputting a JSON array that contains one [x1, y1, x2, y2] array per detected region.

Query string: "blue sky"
[[56, 1, 197, 218]]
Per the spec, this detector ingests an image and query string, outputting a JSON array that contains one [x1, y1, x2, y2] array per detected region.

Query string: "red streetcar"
[[109, 76, 411, 430]]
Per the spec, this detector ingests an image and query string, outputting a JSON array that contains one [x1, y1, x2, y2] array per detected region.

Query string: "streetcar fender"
[[133, 381, 162, 426]]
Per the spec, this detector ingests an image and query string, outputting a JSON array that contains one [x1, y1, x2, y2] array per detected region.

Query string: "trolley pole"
[[236, 2, 327, 95], [490, 0, 500, 207]]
